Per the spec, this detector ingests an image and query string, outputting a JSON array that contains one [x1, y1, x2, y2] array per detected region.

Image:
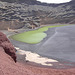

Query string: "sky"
[[37, 0, 71, 4]]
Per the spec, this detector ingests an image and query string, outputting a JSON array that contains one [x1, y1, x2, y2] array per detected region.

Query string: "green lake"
[[11, 25, 66, 44]]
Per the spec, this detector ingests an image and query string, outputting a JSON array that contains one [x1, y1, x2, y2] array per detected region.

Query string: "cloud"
[[37, 0, 71, 3]]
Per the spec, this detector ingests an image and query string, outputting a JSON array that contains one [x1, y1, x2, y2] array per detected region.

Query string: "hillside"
[[1, 31, 75, 75], [0, 0, 75, 29]]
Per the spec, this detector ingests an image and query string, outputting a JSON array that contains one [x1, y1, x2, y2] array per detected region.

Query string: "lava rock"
[[0, 32, 16, 62]]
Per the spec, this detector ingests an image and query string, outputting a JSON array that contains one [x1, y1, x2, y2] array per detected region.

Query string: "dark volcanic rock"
[[0, 0, 75, 29], [0, 0, 37, 4], [0, 20, 24, 30], [0, 32, 16, 62]]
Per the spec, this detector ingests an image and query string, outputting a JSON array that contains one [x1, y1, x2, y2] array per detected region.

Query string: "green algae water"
[[11, 25, 65, 44]]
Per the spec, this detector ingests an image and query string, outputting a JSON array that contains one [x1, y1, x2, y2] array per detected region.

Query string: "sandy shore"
[[1, 49, 75, 75], [15, 47, 58, 66]]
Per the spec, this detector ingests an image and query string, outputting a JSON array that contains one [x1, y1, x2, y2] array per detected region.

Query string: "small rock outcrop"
[[0, 32, 16, 62]]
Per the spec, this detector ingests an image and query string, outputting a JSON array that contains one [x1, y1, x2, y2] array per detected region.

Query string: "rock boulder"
[[0, 32, 16, 62]]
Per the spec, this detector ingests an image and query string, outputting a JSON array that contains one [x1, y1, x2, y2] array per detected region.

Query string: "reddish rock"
[[0, 32, 75, 75], [0, 32, 10, 43], [0, 48, 35, 75], [0, 32, 16, 62]]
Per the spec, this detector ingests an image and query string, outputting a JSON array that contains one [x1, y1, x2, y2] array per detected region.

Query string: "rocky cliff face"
[[0, 0, 75, 29], [0, 32, 16, 62]]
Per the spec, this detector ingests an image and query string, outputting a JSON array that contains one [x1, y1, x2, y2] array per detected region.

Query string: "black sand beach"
[[1, 25, 75, 68]]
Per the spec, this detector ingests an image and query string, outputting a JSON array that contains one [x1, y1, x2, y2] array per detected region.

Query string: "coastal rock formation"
[[0, 20, 24, 30], [0, 45, 75, 75], [0, 32, 16, 62], [0, 47, 36, 75]]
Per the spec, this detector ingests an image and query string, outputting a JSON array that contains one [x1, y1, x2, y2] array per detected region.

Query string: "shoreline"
[[15, 47, 75, 69], [0, 25, 59, 68], [15, 47, 58, 67], [1, 24, 75, 69]]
